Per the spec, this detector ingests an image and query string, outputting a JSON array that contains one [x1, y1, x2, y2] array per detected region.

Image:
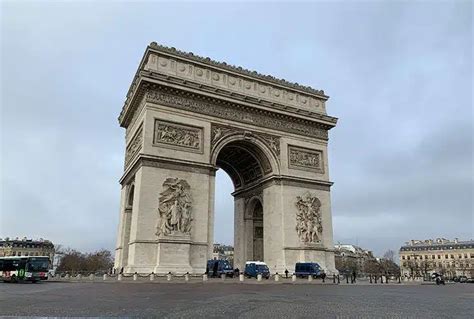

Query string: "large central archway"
[[212, 136, 277, 269]]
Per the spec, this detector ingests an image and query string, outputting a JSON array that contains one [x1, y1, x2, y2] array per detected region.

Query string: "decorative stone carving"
[[211, 123, 280, 157], [211, 125, 234, 145], [154, 119, 203, 153], [146, 88, 329, 140], [124, 125, 143, 167], [260, 135, 280, 156], [288, 145, 324, 173], [147, 42, 327, 97], [156, 178, 193, 237], [295, 192, 323, 244]]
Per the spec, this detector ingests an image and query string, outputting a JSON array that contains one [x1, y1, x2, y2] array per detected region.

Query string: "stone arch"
[[210, 132, 280, 190]]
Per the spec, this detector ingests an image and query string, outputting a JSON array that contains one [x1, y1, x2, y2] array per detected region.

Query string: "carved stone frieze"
[[295, 192, 323, 244], [153, 119, 203, 153], [143, 44, 328, 117], [124, 125, 143, 168], [156, 178, 193, 237], [126, 97, 146, 139], [288, 145, 324, 173], [145, 87, 329, 140], [148, 42, 327, 97]]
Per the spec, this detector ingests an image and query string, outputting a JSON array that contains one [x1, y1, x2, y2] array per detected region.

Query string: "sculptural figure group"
[[156, 178, 193, 237], [295, 192, 323, 243]]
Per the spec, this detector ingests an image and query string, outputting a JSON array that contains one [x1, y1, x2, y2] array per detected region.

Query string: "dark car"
[[295, 262, 326, 279], [458, 275, 468, 283], [244, 262, 270, 279], [206, 259, 234, 278]]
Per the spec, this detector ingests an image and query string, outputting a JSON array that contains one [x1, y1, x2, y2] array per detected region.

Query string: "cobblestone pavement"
[[0, 281, 472, 318]]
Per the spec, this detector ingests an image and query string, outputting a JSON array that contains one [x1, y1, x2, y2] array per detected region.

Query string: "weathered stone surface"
[[114, 43, 338, 275]]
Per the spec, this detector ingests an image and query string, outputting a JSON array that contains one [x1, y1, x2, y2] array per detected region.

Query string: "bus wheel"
[[11, 275, 17, 283]]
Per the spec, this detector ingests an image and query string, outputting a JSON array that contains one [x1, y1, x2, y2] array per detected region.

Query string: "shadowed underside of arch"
[[216, 141, 272, 189]]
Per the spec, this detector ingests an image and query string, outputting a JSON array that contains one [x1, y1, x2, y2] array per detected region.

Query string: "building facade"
[[212, 244, 234, 264], [334, 244, 375, 274], [399, 238, 474, 278], [0, 237, 55, 261]]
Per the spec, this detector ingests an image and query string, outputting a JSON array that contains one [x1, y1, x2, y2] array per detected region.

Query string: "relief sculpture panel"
[[154, 119, 203, 153], [288, 145, 324, 173], [124, 125, 143, 168], [156, 178, 193, 237], [295, 192, 323, 244]]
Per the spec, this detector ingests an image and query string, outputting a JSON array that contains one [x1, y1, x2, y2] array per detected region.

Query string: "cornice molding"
[[119, 154, 216, 185], [124, 82, 335, 140]]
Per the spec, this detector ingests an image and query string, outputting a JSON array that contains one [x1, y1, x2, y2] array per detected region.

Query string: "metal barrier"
[[48, 271, 402, 285]]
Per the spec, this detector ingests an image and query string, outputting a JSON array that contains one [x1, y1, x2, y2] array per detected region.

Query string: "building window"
[[407, 256, 410, 260], [402, 256, 405, 260], [451, 254, 454, 259], [432, 255, 435, 259], [424, 255, 428, 259], [437, 255, 441, 259]]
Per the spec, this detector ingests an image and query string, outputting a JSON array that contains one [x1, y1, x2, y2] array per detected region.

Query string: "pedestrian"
[[213, 260, 218, 278], [285, 269, 289, 278], [352, 270, 356, 283]]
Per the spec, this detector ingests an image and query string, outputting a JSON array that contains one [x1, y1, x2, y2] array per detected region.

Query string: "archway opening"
[[213, 139, 273, 267]]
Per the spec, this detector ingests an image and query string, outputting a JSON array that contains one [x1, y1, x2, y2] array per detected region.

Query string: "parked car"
[[206, 259, 234, 278], [431, 273, 445, 285], [294, 262, 326, 279], [244, 261, 270, 279], [458, 275, 468, 283]]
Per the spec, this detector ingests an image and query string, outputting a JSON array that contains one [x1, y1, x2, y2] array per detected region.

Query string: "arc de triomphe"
[[114, 42, 338, 275]]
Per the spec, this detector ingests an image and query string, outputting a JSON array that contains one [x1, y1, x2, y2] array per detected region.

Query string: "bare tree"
[[57, 248, 114, 274], [383, 250, 395, 263]]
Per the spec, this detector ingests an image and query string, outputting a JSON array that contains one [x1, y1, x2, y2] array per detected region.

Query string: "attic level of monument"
[[118, 42, 338, 131]]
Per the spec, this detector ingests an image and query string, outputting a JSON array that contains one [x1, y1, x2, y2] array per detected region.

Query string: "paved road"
[[0, 281, 472, 318]]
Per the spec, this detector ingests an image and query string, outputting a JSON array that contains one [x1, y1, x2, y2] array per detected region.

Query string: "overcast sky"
[[1, 1, 472, 257]]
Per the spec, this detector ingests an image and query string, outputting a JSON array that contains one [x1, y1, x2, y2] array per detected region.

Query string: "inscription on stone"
[[288, 145, 324, 173], [154, 119, 203, 153]]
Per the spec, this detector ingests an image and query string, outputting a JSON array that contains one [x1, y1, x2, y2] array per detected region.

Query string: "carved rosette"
[[295, 192, 323, 244], [156, 178, 193, 237], [124, 125, 143, 168]]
